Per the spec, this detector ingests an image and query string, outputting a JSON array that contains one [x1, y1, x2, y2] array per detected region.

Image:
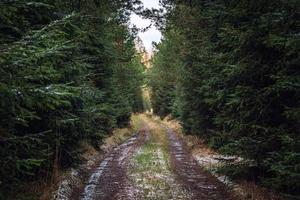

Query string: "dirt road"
[[76, 115, 233, 200]]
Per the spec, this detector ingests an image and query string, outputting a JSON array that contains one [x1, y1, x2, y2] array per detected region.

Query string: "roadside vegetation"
[[149, 0, 299, 198]]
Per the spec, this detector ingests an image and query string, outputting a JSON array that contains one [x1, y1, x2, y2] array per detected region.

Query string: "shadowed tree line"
[[149, 0, 299, 197], [0, 0, 145, 199]]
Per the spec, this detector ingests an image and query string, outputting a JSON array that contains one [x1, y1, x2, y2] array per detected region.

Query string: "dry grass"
[[140, 114, 167, 145], [101, 114, 142, 152]]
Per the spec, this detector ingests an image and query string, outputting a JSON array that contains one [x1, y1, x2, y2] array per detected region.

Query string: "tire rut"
[[79, 127, 149, 200], [75, 118, 234, 200], [167, 127, 233, 200]]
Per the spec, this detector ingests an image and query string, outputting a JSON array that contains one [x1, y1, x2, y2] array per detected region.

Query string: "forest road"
[[76, 116, 233, 200]]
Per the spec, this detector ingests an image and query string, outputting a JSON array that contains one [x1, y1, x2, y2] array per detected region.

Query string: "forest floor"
[[70, 114, 233, 200]]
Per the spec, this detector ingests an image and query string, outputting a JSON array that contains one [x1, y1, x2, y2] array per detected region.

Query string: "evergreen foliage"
[[149, 0, 300, 196], [0, 0, 145, 198]]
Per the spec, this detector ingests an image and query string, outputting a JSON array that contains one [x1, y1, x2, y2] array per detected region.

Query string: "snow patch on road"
[[193, 153, 246, 196], [80, 156, 112, 200]]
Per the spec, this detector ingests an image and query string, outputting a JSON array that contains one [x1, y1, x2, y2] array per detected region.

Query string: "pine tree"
[[149, 0, 300, 196], [0, 0, 145, 198]]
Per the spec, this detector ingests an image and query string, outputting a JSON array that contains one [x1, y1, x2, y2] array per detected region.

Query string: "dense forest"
[[149, 0, 300, 197], [0, 0, 145, 199], [1, 0, 299, 199]]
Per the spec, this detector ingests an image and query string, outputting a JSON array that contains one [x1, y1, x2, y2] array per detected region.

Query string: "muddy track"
[[167, 127, 233, 200], [71, 117, 234, 200], [78, 126, 149, 200]]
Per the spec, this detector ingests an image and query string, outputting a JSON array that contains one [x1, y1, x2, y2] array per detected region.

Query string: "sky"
[[130, 0, 162, 52]]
